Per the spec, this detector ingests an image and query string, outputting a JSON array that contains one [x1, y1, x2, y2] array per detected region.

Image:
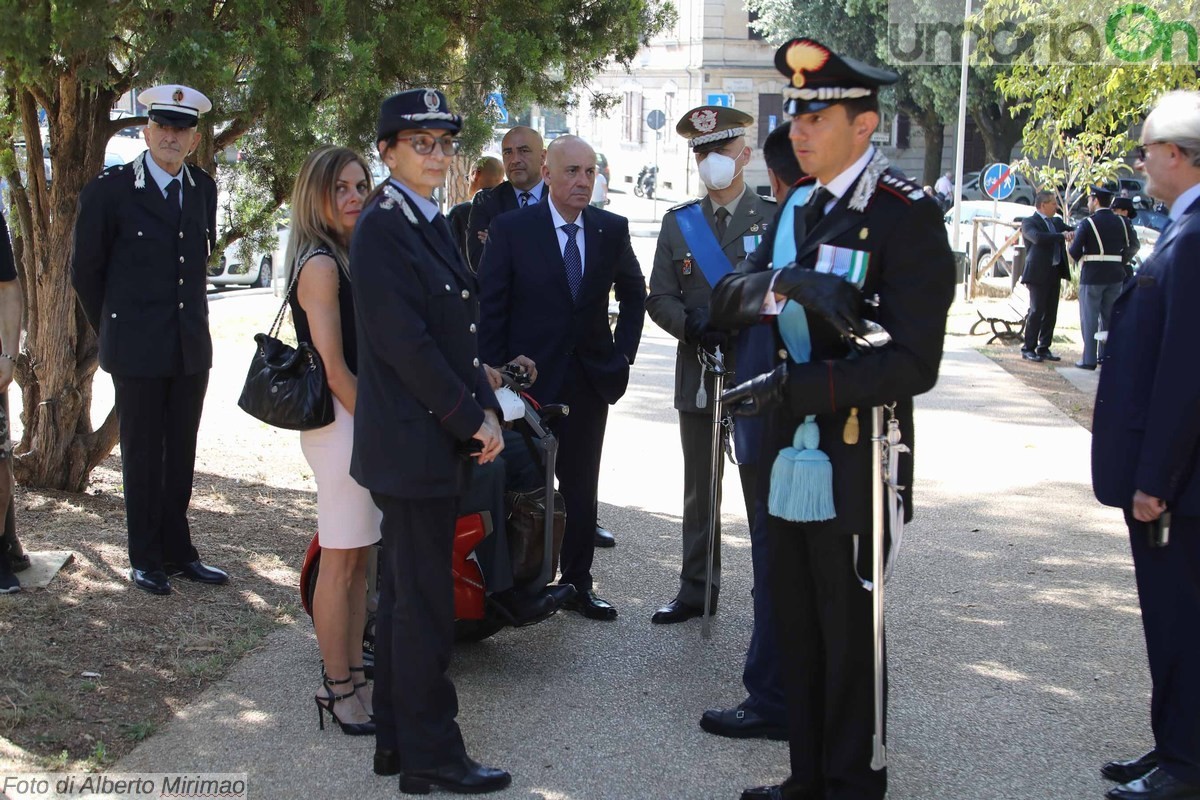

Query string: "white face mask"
[[698, 152, 741, 191]]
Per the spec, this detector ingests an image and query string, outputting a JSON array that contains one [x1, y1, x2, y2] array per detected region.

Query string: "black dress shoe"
[[1075, 361, 1098, 371], [491, 588, 557, 627], [701, 705, 788, 741], [129, 568, 172, 596], [1103, 750, 1159, 783], [561, 586, 617, 620], [741, 780, 813, 800], [1021, 350, 1044, 362], [594, 525, 616, 548], [1037, 349, 1063, 361], [651, 598, 704, 624], [165, 560, 229, 585], [1106, 768, 1200, 800], [375, 748, 400, 776], [398, 754, 511, 795]]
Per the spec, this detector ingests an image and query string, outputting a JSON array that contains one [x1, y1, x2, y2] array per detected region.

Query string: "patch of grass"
[[119, 721, 155, 742], [86, 740, 110, 770], [40, 749, 70, 770]]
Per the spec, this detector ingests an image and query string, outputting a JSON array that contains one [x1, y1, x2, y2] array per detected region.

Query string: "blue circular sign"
[[982, 162, 1015, 201]]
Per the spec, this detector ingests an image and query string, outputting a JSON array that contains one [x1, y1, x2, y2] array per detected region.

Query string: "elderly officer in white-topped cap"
[[71, 84, 226, 597]]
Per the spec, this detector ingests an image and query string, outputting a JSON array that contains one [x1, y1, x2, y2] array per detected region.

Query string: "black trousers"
[[371, 492, 467, 770], [1128, 511, 1200, 785], [112, 371, 207, 572], [555, 360, 609, 592], [677, 410, 723, 607], [1023, 279, 1061, 353], [768, 516, 887, 800]]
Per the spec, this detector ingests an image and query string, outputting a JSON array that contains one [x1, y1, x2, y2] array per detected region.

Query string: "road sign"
[[486, 92, 508, 125], [646, 109, 667, 131], [982, 162, 1016, 201], [706, 93, 733, 108]]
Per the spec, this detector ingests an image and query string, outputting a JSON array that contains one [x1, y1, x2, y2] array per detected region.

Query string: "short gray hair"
[[1145, 90, 1200, 168], [1035, 190, 1056, 206]]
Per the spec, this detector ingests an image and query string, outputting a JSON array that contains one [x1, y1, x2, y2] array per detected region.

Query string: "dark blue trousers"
[[739, 478, 786, 725], [1128, 511, 1200, 785]]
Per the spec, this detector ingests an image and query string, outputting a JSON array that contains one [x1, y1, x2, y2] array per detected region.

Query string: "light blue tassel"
[[768, 415, 836, 522]]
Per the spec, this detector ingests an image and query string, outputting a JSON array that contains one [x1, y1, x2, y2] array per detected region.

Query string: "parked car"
[[208, 223, 290, 289], [945, 200, 1036, 278], [960, 170, 1038, 205]]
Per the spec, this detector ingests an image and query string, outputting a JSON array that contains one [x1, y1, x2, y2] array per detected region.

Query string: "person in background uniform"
[[701, 120, 804, 743], [1111, 196, 1142, 278], [448, 156, 503, 263], [477, 135, 646, 621], [1069, 183, 1138, 370], [285, 146, 377, 736], [465, 126, 546, 271], [0, 210, 27, 594], [1092, 90, 1200, 800], [646, 104, 776, 628], [351, 89, 510, 795], [1019, 190, 1074, 363], [712, 39, 955, 800], [71, 84, 226, 597]]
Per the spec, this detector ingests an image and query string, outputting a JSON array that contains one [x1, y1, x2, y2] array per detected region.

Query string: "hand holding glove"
[[773, 266, 868, 340], [720, 363, 788, 416], [684, 307, 728, 352]]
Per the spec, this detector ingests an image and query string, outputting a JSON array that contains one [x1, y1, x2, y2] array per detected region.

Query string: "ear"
[[541, 163, 551, 182], [738, 145, 752, 167], [854, 110, 880, 143]]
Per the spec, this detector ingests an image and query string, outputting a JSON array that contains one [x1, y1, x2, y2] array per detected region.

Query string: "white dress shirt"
[[143, 152, 184, 207]]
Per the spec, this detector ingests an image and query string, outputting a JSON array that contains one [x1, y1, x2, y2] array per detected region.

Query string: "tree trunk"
[[971, 103, 1028, 166], [9, 80, 121, 491], [918, 113, 945, 186]]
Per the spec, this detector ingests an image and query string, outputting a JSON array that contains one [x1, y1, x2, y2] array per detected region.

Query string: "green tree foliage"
[[0, 0, 671, 490]]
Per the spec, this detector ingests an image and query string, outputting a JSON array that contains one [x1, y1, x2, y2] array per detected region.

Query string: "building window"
[[748, 8, 765, 40], [622, 91, 644, 144]]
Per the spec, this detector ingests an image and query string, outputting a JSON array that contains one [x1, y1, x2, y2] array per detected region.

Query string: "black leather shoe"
[[375, 748, 400, 776], [1075, 361, 1098, 371], [165, 560, 229, 585], [561, 587, 617, 620], [701, 705, 788, 741], [398, 755, 511, 795], [1104, 750, 1159, 783], [594, 525, 616, 548], [1037, 349, 1063, 361], [741, 780, 813, 800], [1106, 768, 1200, 800], [651, 598, 704, 624], [129, 568, 172, 596], [1021, 350, 1044, 362], [491, 589, 557, 627]]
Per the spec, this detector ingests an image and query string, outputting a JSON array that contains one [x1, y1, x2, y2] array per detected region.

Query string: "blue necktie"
[[519, 191, 534, 207], [562, 222, 582, 300]]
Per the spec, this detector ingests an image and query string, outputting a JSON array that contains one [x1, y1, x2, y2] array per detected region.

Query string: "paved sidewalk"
[[113, 324, 1145, 800]]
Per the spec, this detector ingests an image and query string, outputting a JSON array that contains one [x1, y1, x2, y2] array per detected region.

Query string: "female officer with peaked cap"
[[348, 88, 509, 795]]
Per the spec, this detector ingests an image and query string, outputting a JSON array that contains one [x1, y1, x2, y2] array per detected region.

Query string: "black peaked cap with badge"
[[377, 88, 462, 141], [676, 105, 754, 153], [1090, 181, 1117, 201], [774, 38, 898, 115], [1111, 196, 1138, 218]]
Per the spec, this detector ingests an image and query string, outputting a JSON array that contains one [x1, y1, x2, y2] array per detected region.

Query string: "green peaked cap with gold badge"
[[675, 105, 754, 154]]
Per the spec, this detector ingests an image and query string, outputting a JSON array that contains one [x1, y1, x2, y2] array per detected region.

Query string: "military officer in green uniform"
[[645, 105, 776, 624]]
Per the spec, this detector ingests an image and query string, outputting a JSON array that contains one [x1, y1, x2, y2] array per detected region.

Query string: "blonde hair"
[[284, 146, 372, 282]]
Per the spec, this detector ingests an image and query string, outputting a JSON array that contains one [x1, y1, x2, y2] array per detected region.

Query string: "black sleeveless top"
[[288, 247, 358, 375]]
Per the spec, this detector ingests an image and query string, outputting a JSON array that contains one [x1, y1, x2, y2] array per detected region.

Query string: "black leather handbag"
[[237, 259, 334, 431]]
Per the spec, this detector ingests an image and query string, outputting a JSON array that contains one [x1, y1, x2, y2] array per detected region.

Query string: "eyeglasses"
[[1135, 140, 1167, 160], [396, 135, 461, 156]]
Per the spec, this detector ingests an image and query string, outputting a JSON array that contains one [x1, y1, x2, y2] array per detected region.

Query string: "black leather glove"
[[683, 307, 710, 344], [720, 363, 788, 416], [773, 266, 868, 339], [699, 329, 727, 353]]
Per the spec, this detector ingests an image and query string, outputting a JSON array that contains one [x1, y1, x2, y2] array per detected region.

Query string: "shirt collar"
[[390, 179, 440, 222], [143, 152, 182, 193], [709, 186, 746, 219], [817, 146, 876, 201], [1169, 181, 1200, 221], [548, 197, 582, 229], [514, 180, 545, 203]]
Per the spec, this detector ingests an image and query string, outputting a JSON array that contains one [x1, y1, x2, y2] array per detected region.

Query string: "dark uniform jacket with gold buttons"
[[647, 191, 775, 413], [71, 151, 217, 377], [349, 183, 499, 500], [711, 165, 955, 536]]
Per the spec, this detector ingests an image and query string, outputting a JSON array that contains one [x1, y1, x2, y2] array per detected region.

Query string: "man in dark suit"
[[0, 210, 27, 594], [447, 156, 502, 263], [1069, 184, 1138, 370], [1092, 90, 1200, 800], [478, 135, 646, 620], [1019, 190, 1074, 362], [71, 84, 227, 597], [465, 126, 546, 271], [712, 38, 955, 800], [646, 104, 777, 628]]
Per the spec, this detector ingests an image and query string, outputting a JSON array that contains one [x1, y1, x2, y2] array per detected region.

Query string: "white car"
[[944, 200, 1036, 278], [208, 223, 290, 289]]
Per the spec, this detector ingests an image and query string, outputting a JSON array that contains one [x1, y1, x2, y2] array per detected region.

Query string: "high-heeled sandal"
[[349, 665, 373, 720], [315, 675, 375, 736]]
